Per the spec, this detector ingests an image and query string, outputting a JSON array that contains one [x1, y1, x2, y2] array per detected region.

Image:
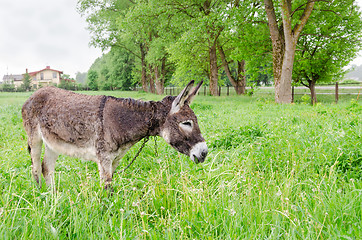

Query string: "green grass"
[[0, 90, 361, 239]]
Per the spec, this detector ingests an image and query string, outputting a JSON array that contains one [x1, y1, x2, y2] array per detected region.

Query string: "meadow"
[[0, 90, 361, 239]]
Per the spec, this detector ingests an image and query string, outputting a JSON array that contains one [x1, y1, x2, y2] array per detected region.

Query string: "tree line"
[[78, 0, 362, 103]]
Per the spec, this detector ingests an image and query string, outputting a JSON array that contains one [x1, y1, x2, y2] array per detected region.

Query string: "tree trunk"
[[264, 0, 315, 104], [276, 42, 296, 103], [140, 43, 148, 92], [148, 65, 156, 94], [237, 60, 246, 95], [218, 45, 245, 95], [209, 44, 218, 96], [154, 65, 164, 95], [309, 80, 317, 105], [270, 40, 285, 102]]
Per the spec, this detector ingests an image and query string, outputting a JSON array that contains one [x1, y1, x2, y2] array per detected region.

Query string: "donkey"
[[22, 80, 208, 189]]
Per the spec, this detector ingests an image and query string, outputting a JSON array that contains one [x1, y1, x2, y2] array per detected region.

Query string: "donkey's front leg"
[[97, 156, 114, 190]]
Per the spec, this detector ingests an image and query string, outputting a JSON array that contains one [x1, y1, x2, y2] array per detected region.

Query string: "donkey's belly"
[[39, 125, 98, 162], [44, 136, 97, 162]]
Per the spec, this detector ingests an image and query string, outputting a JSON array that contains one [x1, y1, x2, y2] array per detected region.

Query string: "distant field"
[[0, 90, 361, 239]]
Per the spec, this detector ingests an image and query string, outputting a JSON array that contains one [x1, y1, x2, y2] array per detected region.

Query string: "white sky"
[[0, 0, 102, 79], [1, 0, 362, 80]]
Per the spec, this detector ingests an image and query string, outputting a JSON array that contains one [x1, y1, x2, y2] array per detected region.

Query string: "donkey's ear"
[[170, 80, 195, 114], [185, 80, 203, 105]]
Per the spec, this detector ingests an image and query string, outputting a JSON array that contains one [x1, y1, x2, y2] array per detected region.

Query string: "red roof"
[[28, 66, 63, 76]]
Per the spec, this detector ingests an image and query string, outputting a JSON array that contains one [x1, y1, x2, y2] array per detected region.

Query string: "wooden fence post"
[[227, 85, 229, 96], [335, 82, 339, 104], [292, 86, 294, 103], [218, 86, 221, 96], [204, 86, 206, 96]]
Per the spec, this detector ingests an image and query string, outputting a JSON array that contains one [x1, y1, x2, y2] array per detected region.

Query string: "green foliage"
[[58, 80, 76, 91], [1, 92, 361, 238], [293, 0, 362, 86], [75, 72, 87, 84], [300, 94, 311, 104], [225, 1, 273, 84], [21, 73, 32, 91], [0, 82, 16, 92], [87, 70, 99, 90], [78, 0, 362, 99], [340, 78, 362, 84], [88, 47, 135, 90]]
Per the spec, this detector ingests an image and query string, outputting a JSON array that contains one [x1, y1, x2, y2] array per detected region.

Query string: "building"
[[2, 74, 24, 88], [28, 66, 63, 88], [2, 66, 63, 89]]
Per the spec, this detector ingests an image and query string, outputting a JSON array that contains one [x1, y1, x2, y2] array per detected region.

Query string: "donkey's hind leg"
[[42, 145, 59, 188], [28, 138, 43, 186]]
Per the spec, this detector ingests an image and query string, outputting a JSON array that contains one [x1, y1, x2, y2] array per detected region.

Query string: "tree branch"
[[293, 0, 315, 40], [264, 0, 282, 47]]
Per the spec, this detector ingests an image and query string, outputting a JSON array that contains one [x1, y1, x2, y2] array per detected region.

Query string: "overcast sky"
[[1, 0, 362, 81], [0, 0, 102, 80]]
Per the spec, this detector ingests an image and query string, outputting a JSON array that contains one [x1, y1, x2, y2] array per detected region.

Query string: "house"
[[2, 66, 63, 89], [2, 74, 24, 88], [28, 66, 63, 88]]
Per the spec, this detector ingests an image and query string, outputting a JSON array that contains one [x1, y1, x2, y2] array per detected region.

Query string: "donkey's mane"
[[106, 95, 157, 111], [105, 95, 177, 112]]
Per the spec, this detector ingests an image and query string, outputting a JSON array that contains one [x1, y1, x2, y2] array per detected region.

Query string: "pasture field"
[[0, 90, 361, 239]]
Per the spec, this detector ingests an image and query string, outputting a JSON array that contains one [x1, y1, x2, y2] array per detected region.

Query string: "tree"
[[264, 0, 315, 103], [79, 0, 174, 94], [87, 70, 99, 90], [76, 72, 87, 84], [220, 0, 272, 95], [88, 47, 135, 90], [121, 1, 175, 94], [164, 0, 228, 96], [78, 0, 142, 90], [293, 0, 362, 104], [77, 0, 134, 50], [22, 72, 32, 91], [1, 82, 15, 92]]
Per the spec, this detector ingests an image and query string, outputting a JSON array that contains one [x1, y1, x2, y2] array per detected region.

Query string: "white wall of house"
[[31, 67, 62, 88]]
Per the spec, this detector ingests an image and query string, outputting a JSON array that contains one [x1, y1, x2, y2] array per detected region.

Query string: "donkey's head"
[[160, 81, 208, 163]]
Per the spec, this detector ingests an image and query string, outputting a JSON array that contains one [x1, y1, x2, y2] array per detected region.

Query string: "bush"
[[340, 79, 361, 84], [1, 83, 16, 92], [300, 94, 311, 104]]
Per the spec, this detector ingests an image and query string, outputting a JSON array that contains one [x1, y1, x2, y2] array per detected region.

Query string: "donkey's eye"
[[182, 121, 192, 127], [179, 120, 193, 132]]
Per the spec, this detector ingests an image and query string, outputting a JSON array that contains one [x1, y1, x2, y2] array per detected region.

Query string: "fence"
[[164, 85, 248, 96], [161, 82, 361, 100]]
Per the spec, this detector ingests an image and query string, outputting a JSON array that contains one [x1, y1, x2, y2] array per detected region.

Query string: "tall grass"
[[0, 91, 361, 239]]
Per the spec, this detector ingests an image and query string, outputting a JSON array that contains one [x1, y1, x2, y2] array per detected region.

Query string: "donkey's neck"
[[103, 96, 172, 146]]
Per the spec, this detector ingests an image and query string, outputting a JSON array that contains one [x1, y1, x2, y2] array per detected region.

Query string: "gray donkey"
[[22, 80, 208, 189]]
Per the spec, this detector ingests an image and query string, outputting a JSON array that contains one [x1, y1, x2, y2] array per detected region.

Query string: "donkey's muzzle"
[[190, 142, 208, 164]]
